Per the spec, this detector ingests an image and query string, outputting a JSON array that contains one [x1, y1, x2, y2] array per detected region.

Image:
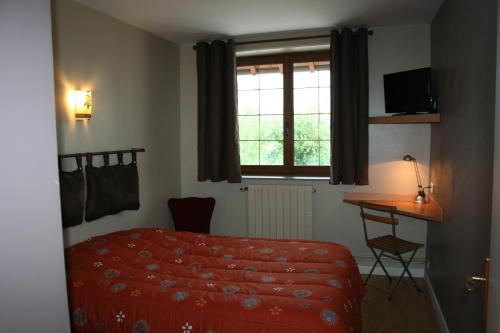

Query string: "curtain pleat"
[[196, 39, 241, 183], [330, 28, 369, 185]]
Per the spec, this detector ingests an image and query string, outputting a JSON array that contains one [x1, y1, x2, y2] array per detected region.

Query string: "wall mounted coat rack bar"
[[58, 147, 145, 159]]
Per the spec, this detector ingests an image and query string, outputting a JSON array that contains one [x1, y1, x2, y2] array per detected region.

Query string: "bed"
[[65, 228, 365, 333]]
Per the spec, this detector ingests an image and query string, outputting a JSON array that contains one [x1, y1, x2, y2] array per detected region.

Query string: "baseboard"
[[357, 264, 424, 278], [356, 256, 425, 278], [424, 273, 450, 333]]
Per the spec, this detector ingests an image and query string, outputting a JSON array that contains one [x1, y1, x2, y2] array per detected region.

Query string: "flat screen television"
[[383, 67, 435, 114]]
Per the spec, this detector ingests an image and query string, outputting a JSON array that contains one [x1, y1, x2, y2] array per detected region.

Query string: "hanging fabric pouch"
[[85, 153, 114, 221], [59, 155, 85, 227], [109, 151, 140, 212]]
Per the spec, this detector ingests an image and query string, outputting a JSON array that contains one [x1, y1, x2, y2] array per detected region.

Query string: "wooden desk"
[[343, 192, 443, 223]]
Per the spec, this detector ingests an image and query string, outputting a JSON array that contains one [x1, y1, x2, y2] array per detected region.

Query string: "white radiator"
[[247, 185, 313, 240]]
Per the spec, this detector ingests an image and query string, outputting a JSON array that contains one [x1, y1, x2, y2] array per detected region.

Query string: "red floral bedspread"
[[65, 228, 364, 333]]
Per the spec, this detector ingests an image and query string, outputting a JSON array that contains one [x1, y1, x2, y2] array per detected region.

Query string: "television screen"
[[384, 67, 434, 114]]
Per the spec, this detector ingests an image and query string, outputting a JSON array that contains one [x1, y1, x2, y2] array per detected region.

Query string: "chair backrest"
[[359, 201, 398, 242], [168, 197, 215, 234]]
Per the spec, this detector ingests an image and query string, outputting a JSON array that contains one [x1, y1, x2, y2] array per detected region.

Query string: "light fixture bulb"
[[403, 154, 415, 162]]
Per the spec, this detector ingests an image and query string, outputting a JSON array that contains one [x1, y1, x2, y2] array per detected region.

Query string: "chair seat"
[[367, 235, 423, 254]]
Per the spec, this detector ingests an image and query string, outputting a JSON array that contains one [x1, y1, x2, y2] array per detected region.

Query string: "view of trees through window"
[[237, 64, 284, 165], [237, 52, 330, 175], [293, 61, 330, 166]]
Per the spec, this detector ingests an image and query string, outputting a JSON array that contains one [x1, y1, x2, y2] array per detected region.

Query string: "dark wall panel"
[[428, 0, 497, 332]]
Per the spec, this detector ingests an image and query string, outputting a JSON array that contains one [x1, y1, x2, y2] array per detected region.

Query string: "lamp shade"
[[73, 90, 92, 120]]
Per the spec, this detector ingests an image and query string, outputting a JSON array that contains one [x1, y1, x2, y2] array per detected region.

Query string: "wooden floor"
[[362, 275, 441, 333]]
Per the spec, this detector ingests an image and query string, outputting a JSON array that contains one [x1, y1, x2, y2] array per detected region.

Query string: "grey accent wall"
[[52, 0, 181, 246], [0, 1, 70, 331], [428, 0, 497, 332], [487, 4, 500, 331]]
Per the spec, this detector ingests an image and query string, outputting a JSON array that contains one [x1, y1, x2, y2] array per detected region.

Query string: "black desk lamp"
[[403, 154, 426, 204]]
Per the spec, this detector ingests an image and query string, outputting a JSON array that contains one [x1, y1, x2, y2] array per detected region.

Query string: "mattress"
[[65, 228, 365, 333]]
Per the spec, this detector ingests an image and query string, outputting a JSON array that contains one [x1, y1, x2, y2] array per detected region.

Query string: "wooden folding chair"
[[359, 201, 424, 300]]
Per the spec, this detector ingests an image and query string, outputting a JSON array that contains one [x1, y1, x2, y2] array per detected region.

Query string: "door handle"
[[465, 275, 487, 292], [464, 257, 490, 325]]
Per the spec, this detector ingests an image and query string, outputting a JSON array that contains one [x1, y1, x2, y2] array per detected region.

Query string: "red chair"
[[167, 197, 215, 234]]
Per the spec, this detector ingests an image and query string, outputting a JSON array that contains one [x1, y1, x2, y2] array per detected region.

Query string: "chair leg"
[[375, 251, 392, 283], [400, 250, 421, 293], [364, 249, 380, 285], [365, 248, 392, 286], [388, 250, 420, 300]]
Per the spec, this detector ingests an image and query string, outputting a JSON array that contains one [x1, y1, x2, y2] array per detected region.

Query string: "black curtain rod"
[[58, 148, 145, 159], [192, 30, 373, 50]]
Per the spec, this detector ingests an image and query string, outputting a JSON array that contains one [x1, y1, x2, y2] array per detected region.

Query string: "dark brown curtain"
[[330, 28, 369, 185], [196, 39, 241, 183]]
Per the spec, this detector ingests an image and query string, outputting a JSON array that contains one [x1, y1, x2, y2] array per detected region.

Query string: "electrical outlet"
[[430, 182, 434, 193]]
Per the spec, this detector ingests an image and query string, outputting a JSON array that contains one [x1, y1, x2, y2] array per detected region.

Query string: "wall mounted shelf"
[[369, 113, 440, 124]]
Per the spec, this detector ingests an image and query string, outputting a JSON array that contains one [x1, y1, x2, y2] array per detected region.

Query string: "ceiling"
[[73, 0, 444, 44]]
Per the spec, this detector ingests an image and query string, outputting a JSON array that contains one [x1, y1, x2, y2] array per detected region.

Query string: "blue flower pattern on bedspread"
[[242, 297, 261, 309], [321, 309, 338, 326]]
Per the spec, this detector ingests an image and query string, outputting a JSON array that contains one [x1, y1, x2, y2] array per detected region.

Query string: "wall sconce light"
[[403, 154, 431, 204], [73, 90, 92, 120]]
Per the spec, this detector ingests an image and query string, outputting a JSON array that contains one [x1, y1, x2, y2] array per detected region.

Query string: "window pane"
[[260, 115, 283, 140], [319, 141, 330, 166], [240, 141, 259, 165], [238, 90, 259, 115], [259, 67, 283, 89], [318, 63, 330, 87], [293, 60, 330, 168], [238, 115, 259, 140], [319, 87, 330, 114], [294, 141, 319, 166], [294, 88, 318, 114], [319, 114, 330, 140], [237, 70, 259, 90], [260, 141, 283, 165], [293, 63, 319, 88], [294, 114, 319, 140], [237, 64, 285, 167], [260, 89, 283, 115]]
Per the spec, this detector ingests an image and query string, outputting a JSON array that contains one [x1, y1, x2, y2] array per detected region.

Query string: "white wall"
[[0, 1, 70, 331], [52, 0, 181, 246], [180, 25, 431, 271]]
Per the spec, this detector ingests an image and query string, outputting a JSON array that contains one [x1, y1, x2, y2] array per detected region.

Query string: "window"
[[237, 51, 330, 176]]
